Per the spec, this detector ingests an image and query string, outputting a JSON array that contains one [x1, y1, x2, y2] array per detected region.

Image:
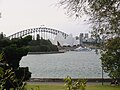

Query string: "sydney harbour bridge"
[[7, 27, 69, 40]]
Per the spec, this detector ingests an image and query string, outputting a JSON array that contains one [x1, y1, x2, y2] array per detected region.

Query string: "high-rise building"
[[84, 33, 88, 39], [79, 33, 83, 45]]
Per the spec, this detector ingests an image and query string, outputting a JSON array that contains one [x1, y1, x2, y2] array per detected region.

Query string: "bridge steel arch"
[[7, 27, 68, 40]]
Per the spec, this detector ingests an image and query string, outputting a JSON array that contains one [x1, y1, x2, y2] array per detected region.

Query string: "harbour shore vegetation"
[[28, 38, 58, 52], [0, 34, 32, 89]]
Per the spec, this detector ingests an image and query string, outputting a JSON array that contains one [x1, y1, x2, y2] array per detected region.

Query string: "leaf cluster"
[[64, 76, 86, 90]]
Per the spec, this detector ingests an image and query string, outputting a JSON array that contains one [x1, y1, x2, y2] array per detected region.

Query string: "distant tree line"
[[28, 38, 58, 52]]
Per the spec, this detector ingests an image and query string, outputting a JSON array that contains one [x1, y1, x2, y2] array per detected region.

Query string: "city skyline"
[[0, 0, 91, 36]]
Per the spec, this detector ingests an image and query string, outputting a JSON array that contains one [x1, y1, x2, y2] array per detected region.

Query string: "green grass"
[[26, 84, 120, 90], [26, 84, 64, 90], [86, 85, 120, 90]]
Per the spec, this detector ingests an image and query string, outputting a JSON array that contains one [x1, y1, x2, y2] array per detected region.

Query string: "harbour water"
[[20, 50, 108, 78]]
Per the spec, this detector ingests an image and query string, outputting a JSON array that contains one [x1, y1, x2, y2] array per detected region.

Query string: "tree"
[[0, 34, 32, 89], [0, 53, 29, 90], [0, 32, 4, 39], [28, 39, 58, 52], [64, 76, 86, 90], [101, 37, 120, 79], [36, 34, 40, 40]]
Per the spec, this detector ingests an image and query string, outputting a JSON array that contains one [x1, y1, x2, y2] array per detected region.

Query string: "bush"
[[64, 76, 86, 90]]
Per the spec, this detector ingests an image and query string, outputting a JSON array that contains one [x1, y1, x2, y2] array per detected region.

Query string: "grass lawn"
[[26, 84, 64, 90], [26, 84, 120, 90], [86, 85, 120, 90]]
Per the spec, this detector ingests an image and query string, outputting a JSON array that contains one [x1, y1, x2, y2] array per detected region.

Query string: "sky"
[[0, 0, 91, 37]]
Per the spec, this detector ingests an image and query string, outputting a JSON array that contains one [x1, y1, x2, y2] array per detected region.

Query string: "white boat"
[[74, 46, 91, 51]]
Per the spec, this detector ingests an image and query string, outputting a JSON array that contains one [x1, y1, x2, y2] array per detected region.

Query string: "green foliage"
[[26, 84, 120, 90], [3, 45, 29, 68], [26, 85, 41, 90], [0, 67, 4, 78], [0, 39, 10, 48], [0, 32, 6, 39], [64, 76, 86, 90], [101, 37, 120, 79], [0, 53, 31, 90], [0, 53, 15, 89], [0, 35, 32, 89], [29, 39, 58, 52], [11, 35, 32, 47]]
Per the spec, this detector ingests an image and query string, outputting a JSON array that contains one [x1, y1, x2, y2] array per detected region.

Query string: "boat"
[[74, 46, 91, 51]]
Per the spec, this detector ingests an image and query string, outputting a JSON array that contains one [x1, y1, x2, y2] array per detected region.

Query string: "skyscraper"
[[79, 33, 83, 46]]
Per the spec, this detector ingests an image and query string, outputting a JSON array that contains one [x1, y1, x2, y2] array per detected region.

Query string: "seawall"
[[28, 78, 120, 83]]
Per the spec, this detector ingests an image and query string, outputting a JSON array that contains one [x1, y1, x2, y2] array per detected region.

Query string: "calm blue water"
[[20, 51, 108, 78]]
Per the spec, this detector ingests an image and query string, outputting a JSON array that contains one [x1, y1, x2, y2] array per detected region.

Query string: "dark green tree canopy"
[[0, 35, 32, 69], [29, 39, 58, 52], [101, 37, 120, 79], [0, 34, 32, 89]]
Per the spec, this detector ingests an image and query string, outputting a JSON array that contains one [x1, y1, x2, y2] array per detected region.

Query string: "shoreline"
[[28, 51, 65, 54], [28, 78, 118, 83]]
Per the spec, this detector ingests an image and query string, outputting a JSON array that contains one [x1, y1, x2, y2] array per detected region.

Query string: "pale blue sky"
[[0, 0, 90, 36]]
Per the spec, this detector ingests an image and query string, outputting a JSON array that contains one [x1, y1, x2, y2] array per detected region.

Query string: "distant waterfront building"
[[79, 33, 83, 46], [49, 32, 102, 47], [84, 33, 89, 39], [50, 33, 78, 47]]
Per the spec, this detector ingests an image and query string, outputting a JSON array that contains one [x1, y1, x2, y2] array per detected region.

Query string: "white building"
[[54, 33, 65, 46], [50, 33, 79, 46]]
